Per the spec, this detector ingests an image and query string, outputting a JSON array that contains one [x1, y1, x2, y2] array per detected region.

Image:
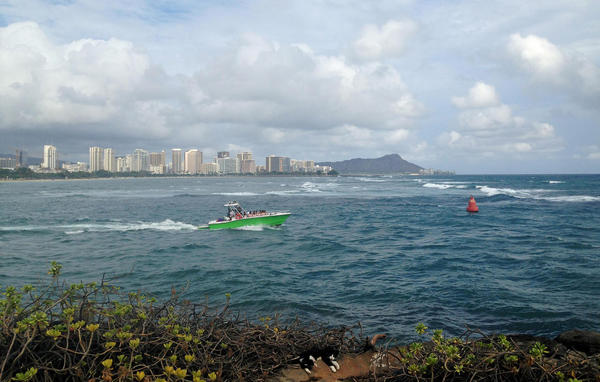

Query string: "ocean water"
[[0, 175, 599, 342]]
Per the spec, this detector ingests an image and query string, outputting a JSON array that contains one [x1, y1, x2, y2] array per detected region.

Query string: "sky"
[[0, 0, 599, 173]]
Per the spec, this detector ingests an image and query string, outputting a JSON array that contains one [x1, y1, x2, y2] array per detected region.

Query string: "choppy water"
[[1, 175, 599, 341]]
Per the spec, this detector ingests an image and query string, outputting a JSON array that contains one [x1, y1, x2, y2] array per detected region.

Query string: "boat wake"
[[232, 225, 281, 231], [0, 219, 198, 235]]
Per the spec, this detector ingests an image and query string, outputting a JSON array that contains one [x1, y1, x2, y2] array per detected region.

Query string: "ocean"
[[1, 175, 599, 342]]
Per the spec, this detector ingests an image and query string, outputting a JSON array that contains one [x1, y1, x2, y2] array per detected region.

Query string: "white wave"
[[423, 183, 452, 189], [211, 192, 259, 196], [356, 177, 387, 182], [265, 190, 300, 196], [423, 182, 467, 189], [65, 230, 84, 235], [477, 185, 599, 202], [0, 225, 43, 232], [541, 195, 600, 202], [548, 180, 565, 184], [476, 185, 530, 197], [300, 182, 322, 192]]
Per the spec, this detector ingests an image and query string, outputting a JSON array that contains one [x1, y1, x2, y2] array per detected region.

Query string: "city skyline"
[[0, 144, 331, 175], [1, 2, 599, 173]]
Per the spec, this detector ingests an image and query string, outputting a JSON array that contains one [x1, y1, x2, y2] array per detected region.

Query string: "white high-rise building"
[[89, 147, 103, 172], [184, 149, 202, 175], [131, 149, 149, 172], [217, 157, 240, 174], [42, 145, 58, 170], [103, 148, 116, 172], [171, 149, 183, 174], [116, 156, 129, 172]]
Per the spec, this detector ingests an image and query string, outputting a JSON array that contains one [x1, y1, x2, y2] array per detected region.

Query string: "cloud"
[[353, 20, 417, 61], [451, 82, 500, 108], [439, 82, 563, 155], [507, 33, 600, 104], [0, 22, 424, 161], [507, 34, 565, 80]]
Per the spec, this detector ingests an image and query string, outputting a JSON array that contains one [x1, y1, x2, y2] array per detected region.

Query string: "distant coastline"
[[0, 171, 339, 182]]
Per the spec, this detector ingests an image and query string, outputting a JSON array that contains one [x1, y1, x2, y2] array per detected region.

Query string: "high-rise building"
[[216, 157, 239, 174], [184, 149, 202, 174], [116, 156, 128, 172], [237, 152, 255, 174], [240, 159, 256, 174], [149, 151, 166, 174], [217, 151, 230, 159], [171, 149, 183, 174], [201, 162, 218, 175], [237, 152, 253, 161], [266, 155, 277, 172], [266, 155, 290, 173], [15, 149, 26, 168], [131, 149, 149, 172], [42, 145, 58, 170], [103, 148, 116, 172], [89, 147, 103, 172]]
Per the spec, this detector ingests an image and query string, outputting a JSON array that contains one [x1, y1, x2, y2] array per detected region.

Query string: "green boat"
[[198, 201, 290, 230]]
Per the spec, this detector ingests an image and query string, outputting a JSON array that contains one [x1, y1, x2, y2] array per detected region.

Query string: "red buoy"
[[467, 196, 479, 213]]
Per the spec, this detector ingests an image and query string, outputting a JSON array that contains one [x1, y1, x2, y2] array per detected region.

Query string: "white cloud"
[[507, 33, 600, 103], [440, 82, 563, 155], [507, 34, 565, 80], [353, 20, 417, 61], [0, 22, 153, 132], [451, 82, 500, 108], [0, 21, 425, 160]]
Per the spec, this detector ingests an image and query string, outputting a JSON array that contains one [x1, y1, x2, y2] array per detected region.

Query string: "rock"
[[555, 330, 600, 355]]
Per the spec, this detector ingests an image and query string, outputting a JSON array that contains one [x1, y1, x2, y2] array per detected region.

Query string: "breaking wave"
[[355, 177, 387, 182], [211, 192, 260, 196], [477, 186, 599, 202], [300, 182, 322, 192], [423, 183, 467, 190], [548, 180, 565, 184]]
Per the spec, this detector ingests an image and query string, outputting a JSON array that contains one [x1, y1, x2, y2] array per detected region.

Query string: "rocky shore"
[[272, 329, 600, 381]]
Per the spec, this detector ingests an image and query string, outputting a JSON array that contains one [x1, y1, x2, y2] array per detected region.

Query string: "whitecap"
[[211, 192, 259, 196], [65, 230, 84, 235], [423, 183, 452, 189], [356, 177, 387, 182], [300, 182, 322, 192], [476, 185, 599, 202], [265, 190, 301, 196], [541, 195, 600, 202], [548, 180, 565, 184]]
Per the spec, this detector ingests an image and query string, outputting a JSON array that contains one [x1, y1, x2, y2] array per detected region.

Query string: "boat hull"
[[202, 213, 290, 230]]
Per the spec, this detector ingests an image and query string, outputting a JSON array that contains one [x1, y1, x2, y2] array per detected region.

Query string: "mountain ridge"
[[318, 154, 423, 174]]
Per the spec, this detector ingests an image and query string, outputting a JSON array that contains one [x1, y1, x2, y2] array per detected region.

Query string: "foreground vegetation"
[[1, 263, 598, 381], [0, 263, 358, 381]]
